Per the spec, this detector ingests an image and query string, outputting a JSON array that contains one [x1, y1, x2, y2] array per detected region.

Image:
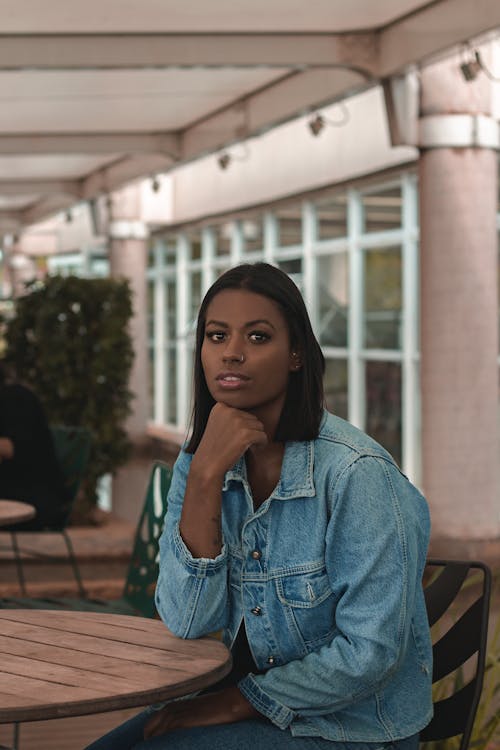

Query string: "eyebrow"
[[205, 318, 277, 331]]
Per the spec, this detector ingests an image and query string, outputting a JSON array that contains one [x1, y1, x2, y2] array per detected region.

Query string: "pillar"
[[108, 185, 151, 522], [419, 56, 500, 539]]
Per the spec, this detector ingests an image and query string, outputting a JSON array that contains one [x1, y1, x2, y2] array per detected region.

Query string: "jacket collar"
[[222, 438, 316, 499]]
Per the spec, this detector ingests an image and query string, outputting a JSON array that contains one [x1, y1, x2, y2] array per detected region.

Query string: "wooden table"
[[0, 502, 35, 528], [0, 610, 232, 723]]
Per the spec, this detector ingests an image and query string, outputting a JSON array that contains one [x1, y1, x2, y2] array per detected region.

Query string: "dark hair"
[[185, 263, 325, 453]]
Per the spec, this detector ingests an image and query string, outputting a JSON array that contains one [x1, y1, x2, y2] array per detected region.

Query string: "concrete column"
[[108, 185, 151, 523], [419, 58, 500, 539]]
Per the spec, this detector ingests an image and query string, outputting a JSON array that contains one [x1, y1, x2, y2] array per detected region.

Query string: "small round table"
[[0, 610, 232, 723], [0, 501, 36, 528]]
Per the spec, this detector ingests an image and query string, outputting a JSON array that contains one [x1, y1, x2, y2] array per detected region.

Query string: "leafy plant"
[[4, 275, 134, 515]]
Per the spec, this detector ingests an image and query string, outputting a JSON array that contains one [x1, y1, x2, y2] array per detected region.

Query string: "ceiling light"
[[217, 153, 231, 170], [308, 103, 350, 137], [308, 114, 325, 136], [460, 53, 481, 81]]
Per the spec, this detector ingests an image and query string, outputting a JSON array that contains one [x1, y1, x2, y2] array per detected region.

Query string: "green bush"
[[4, 275, 134, 515]]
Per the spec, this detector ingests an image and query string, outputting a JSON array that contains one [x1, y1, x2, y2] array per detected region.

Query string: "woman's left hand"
[[143, 685, 260, 739]]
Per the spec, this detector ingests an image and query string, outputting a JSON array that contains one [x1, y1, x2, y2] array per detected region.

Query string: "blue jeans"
[[84, 706, 420, 750]]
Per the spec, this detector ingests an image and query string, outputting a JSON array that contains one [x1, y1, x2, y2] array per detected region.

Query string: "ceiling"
[[0, 0, 499, 234]]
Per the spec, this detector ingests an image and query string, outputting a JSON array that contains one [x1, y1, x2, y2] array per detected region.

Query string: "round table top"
[[0, 610, 232, 723], [0, 500, 36, 527]]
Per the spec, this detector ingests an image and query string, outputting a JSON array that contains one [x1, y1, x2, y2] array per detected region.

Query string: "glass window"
[[242, 218, 263, 254], [317, 253, 348, 347], [364, 248, 402, 349], [147, 280, 155, 342], [189, 271, 202, 329], [365, 361, 402, 465], [214, 224, 232, 256], [316, 195, 348, 240], [276, 205, 302, 246], [324, 358, 348, 420], [362, 186, 402, 233], [277, 258, 303, 294], [166, 280, 176, 341], [189, 234, 202, 260], [148, 347, 155, 420], [166, 348, 177, 424]]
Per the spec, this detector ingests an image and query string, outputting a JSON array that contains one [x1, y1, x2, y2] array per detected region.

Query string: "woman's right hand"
[[191, 402, 268, 482], [180, 404, 267, 558]]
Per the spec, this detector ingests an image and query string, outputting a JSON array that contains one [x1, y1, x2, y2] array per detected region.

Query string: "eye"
[[248, 331, 270, 343], [205, 330, 226, 342]]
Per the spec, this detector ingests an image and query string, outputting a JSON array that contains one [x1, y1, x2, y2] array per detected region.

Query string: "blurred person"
[[0, 362, 69, 529]]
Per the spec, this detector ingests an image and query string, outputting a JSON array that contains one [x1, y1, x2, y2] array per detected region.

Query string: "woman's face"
[[201, 288, 297, 428]]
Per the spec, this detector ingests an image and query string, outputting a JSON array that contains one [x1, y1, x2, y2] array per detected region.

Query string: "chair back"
[[49, 425, 92, 526], [122, 461, 173, 618], [420, 558, 492, 750]]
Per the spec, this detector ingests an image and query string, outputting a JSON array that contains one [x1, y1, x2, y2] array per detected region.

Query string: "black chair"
[[420, 558, 492, 750], [9, 425, 92, 598]]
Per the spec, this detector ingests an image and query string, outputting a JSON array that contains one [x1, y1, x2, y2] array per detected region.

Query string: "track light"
[[460, 51, 481, 81], [217, 152, 231, 170], [308, 103, 350, 137], [308, 114, 325, 136], [460, 48, 500, 83]]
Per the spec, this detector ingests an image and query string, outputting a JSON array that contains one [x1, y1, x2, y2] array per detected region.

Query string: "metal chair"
[[9, 425, 92, 598], [1, 460, 172, 618], [420, 558, 492, 749]]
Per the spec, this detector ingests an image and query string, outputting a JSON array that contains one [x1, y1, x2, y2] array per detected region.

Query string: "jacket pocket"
[[275, 566, 336, 648]]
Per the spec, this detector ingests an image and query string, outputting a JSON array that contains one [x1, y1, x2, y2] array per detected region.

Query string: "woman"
[[86, 263, 432, 750]]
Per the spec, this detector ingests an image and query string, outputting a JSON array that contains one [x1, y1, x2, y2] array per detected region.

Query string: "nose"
[[222, 350, 245, 364]]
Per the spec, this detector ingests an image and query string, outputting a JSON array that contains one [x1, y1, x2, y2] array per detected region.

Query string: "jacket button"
[[250, 606, 262, 616], [251, 550, 261, 560], [267, 656, 275, 665]]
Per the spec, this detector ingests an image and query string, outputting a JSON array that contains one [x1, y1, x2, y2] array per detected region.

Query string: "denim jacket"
[[155, 411, 433, 742]]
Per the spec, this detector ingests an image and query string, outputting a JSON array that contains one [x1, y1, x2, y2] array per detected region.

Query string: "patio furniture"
[[1, 461, 172, 618], [0, 503, 35, 528], [420, 558, 492, 750], [8, 426, 92, 598], [0, 609, 231, 750]]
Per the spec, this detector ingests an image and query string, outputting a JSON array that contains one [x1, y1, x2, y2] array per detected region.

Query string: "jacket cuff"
[[172, 522, 227, 576], [238, 674, 296, 730]]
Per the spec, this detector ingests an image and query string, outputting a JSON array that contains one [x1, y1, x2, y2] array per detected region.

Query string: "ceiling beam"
[[20, 196, 75, 227], [0, 133, 180, 158], [0, 33, 379, 74], [0, 179, 81, 197], [80, 154, 177, 199], [181, 67, 368, 160], [379, 0, 500, 74], [0, 210, 23, 232]]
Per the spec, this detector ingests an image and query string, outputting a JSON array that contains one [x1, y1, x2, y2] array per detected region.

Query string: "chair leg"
[[10, 533, 27, 596], [12, 721, 19, 750], [62, 530, 87, 598]]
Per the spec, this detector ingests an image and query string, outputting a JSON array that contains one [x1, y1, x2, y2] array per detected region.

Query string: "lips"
[[216, 371, 250, 382], [215, 371, 250, 389]]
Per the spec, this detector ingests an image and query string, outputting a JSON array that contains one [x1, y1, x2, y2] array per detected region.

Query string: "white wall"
[[170, 86, 417, 224]]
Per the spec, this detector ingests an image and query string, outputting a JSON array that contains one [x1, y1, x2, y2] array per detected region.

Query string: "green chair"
[[9, 425, 92, 598], [2, 460, 172, 618]]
